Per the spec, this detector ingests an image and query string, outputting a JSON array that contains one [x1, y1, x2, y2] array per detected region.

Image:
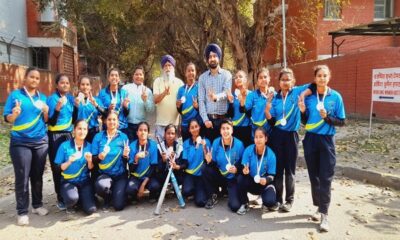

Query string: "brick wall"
[[269, 47, 400, 120], [0, 63, 102, 104]]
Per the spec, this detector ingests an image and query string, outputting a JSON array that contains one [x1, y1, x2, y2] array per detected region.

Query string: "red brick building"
[[264, 0, 400, 120], [0, 0, 79, 102]]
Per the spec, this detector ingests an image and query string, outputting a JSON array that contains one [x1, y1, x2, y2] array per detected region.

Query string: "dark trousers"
[[202, 165, 240, 211], [10, 137, 48, 216], [48, 131, 72, 203], [233, 125, 253, 147], [125, 176, 160, 200], [60, 180, 97, 215], [95, 174, 127, 211], [202, 164, 226, 198], [303, 132, 336, 215], [127, 123, 139, 143], [270, 128, 299, 204], [237, 174, 276, 208], [181, 125, 190, 142], [86, 127, 99, 143], [182, 174, 207, 207], [203, 117, 226, 142]]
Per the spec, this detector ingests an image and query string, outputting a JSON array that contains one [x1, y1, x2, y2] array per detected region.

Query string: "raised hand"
[[85, 152, 93, 163], [243, 163, 250, 175], [319, 108, 327, 119], [228, 165, 237, 174], [204, 147, 212, 164], [298, 95, 306, 113], [208, 88, 217, 102], [204, 120, 213, 129], [123, 95, 130, 109], [12, 100, 22, 117], [141, 86, 148, 102], [192, 96, 199, 109], [55, 97, 64, 111], [226, 89, 234, 103], [123, 140, 130, 158]]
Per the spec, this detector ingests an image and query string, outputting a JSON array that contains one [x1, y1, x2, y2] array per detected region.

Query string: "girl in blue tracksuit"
[[47, 73, 77, 210], [227, 70, 252, 147], [126, 122, 159, 202], [54, 120, 96, 215], [97, 68, 130, 136], [203, 119, 244, 212], [153, 125, 184, 200], [299, 65, 345, 232], [237, 127, 277, 215], [3, 67, 49, 225], [176, 119, 211, 207], [240, 68, 275, 136], [176, 63, 202, 141], [74, 76, 105, 143], [92, 111, 130, 211], [265, 68, 314, 212]]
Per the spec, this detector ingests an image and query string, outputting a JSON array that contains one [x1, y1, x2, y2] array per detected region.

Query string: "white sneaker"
[[32, 207, 49, 216], [320, 213, 329, 232], [17, 215, 29, 226], [311, 209, 320, 221]]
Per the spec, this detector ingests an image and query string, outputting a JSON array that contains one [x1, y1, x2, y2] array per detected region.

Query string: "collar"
[[207, 67, 222, 76]]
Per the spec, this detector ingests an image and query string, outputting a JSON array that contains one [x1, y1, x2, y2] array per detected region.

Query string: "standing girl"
[[265, 68, 313, 212], [74, 76, 105, 143], [176, 63, 201, 141], [299, 65, 345, 232], [227, 70, 252, 147], [4, 67, 49, 225], [240, 68, 275, 136], [54, 120, 97, 215], [47, 73, 76, 210], [97, 68, 130, 136]]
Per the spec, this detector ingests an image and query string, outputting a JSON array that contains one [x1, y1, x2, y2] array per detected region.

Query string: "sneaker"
[[320, 213, 329, 232], [66, 208, 76, 214], [205, 194, 218, 209], [236, 204, 249, 215], [32, 207, 49, 216], [17, 215, 29, 226], [268, 202, 280, 211], [311, 209, 320, 221], [280, 202, 292, 212], [261, 205, 269, 213], [57, 201, 66, 211]]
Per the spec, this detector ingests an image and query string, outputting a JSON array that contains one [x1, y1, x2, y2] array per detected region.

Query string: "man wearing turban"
[[198, 43, 232, 141], [153, 55, 184, 139]]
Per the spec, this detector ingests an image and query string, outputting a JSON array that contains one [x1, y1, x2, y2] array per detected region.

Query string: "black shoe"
[[205, 194, 218, 209], [268, 202, 280, 211]]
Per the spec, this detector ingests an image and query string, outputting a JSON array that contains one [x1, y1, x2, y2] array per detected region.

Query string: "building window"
[[31, 47, 49, 70], [374, 0, 393, 19], [324, 0, 341, 20]]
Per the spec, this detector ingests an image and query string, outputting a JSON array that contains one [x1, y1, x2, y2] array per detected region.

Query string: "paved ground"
[[0, 167, 399, 240]]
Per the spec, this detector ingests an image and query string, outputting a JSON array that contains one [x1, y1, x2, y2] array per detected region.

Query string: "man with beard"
[[153, 55, 184, 140], [198, 43, 232, 141]]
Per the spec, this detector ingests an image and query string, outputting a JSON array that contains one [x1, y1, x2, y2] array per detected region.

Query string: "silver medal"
[[181, 96, 186, 103], [281, 118, 287, 126], [111, 98, 117, 105], [254, 175, 261, 183], [78, 92, 85, 102], [61, 96, 67, 105], [225, 163, 232, 171], [34, 100, 44, 110], [316, 102, 325, 111], [73, 151, 83, 160]]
